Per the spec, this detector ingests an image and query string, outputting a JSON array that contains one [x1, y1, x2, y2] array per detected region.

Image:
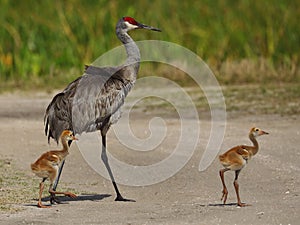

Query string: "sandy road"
[[0, 91, 299, 225]]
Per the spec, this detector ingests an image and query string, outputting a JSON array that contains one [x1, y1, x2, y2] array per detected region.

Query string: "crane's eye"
[[255, 128, 259, 132]]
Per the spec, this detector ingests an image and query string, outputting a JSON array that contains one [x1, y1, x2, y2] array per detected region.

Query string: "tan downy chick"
[[31, 130, 78, 208], [219, 127, 269, 207]]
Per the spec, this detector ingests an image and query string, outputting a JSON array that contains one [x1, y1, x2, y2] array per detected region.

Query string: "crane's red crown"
[[123, 17, 138, 25]]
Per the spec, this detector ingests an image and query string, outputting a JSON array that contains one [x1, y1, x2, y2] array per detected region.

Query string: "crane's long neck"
[[249, 134, 259, 156], [116, 28, 140, 81]]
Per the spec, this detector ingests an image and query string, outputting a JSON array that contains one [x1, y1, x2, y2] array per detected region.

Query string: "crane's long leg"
[[53, 160, 65, 190], [50, 159, 65, 204], [101, 134, 135, 202], [233, 169, 248, 207], [50, 140, 73, 204], [219, 168, 230, 204]]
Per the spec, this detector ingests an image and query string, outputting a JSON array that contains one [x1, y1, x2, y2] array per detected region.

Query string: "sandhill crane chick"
[[31, 130, 78, 208], [219, 127, 269, 207]]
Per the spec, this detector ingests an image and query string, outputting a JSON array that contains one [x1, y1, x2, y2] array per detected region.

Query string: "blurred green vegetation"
[[0, 0, 299, 90]]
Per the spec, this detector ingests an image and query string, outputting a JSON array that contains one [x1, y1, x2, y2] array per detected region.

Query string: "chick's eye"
[[255, 128, 259, 131]]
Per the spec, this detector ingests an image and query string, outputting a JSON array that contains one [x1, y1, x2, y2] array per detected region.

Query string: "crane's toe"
[[65, 192, 77, 198], [115, 195, 136, 202], [38, 202, 51, 208], [237, 202, 251, 207], [50, 195, 61, 204]]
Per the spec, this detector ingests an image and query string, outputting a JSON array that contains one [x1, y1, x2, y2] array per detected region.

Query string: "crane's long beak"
[[138, 23, 161, 32]]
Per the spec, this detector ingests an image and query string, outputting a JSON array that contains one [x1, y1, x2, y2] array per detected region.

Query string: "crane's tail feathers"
[[44, 92, 71, 144], [44, 117, 49, 136]]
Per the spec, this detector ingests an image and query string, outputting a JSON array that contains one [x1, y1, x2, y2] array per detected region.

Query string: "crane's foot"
[[38, 201, 51, 208], [64, 192, 77, 199], [50, 192, 77, 204], [237, 202, 251, 207], [115, 194, 136, 202], [50, 195, 61, 205]]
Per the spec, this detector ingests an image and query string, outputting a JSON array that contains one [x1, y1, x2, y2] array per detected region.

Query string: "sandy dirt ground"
[[0, 90, 299, 225]]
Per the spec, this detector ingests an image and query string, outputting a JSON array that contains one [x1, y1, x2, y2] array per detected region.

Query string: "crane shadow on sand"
[[27, 193, 111, 207], [43, 193, 112, 203]]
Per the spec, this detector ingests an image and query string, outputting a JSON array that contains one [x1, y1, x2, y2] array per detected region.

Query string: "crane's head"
[[250, 127, 269, 137], [120, 16, 161, 32]]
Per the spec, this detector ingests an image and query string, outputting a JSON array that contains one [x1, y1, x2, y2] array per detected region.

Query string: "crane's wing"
[[45, 65, 134, 143], [72, 65, 134, 134]]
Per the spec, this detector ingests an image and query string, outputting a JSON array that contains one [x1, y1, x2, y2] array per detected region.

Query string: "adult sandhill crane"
[[219, 127, 269, 207], [31, 130, 78, 208], [44, 17, 161, 203]]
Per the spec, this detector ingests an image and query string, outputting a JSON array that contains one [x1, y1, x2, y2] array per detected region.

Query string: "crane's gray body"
[[43, 17, 160, 202], [44, 18, 141, 143]]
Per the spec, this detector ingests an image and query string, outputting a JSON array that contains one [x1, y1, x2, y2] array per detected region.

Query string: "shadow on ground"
[[208, 203, 239, 207], [27, 194, 111, 207]]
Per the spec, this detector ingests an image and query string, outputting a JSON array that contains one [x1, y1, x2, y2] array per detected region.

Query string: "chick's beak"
[[72, 136, 79, 141], [261, 130, 269, 135]]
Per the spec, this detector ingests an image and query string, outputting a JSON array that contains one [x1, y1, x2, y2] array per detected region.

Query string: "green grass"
[[0, 0, 299, 90]]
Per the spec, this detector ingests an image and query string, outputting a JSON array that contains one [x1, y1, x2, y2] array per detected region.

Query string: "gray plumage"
[[44, 17, 160, 202], [44, 64, 135, 143], [44, 17, 160, 143]]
